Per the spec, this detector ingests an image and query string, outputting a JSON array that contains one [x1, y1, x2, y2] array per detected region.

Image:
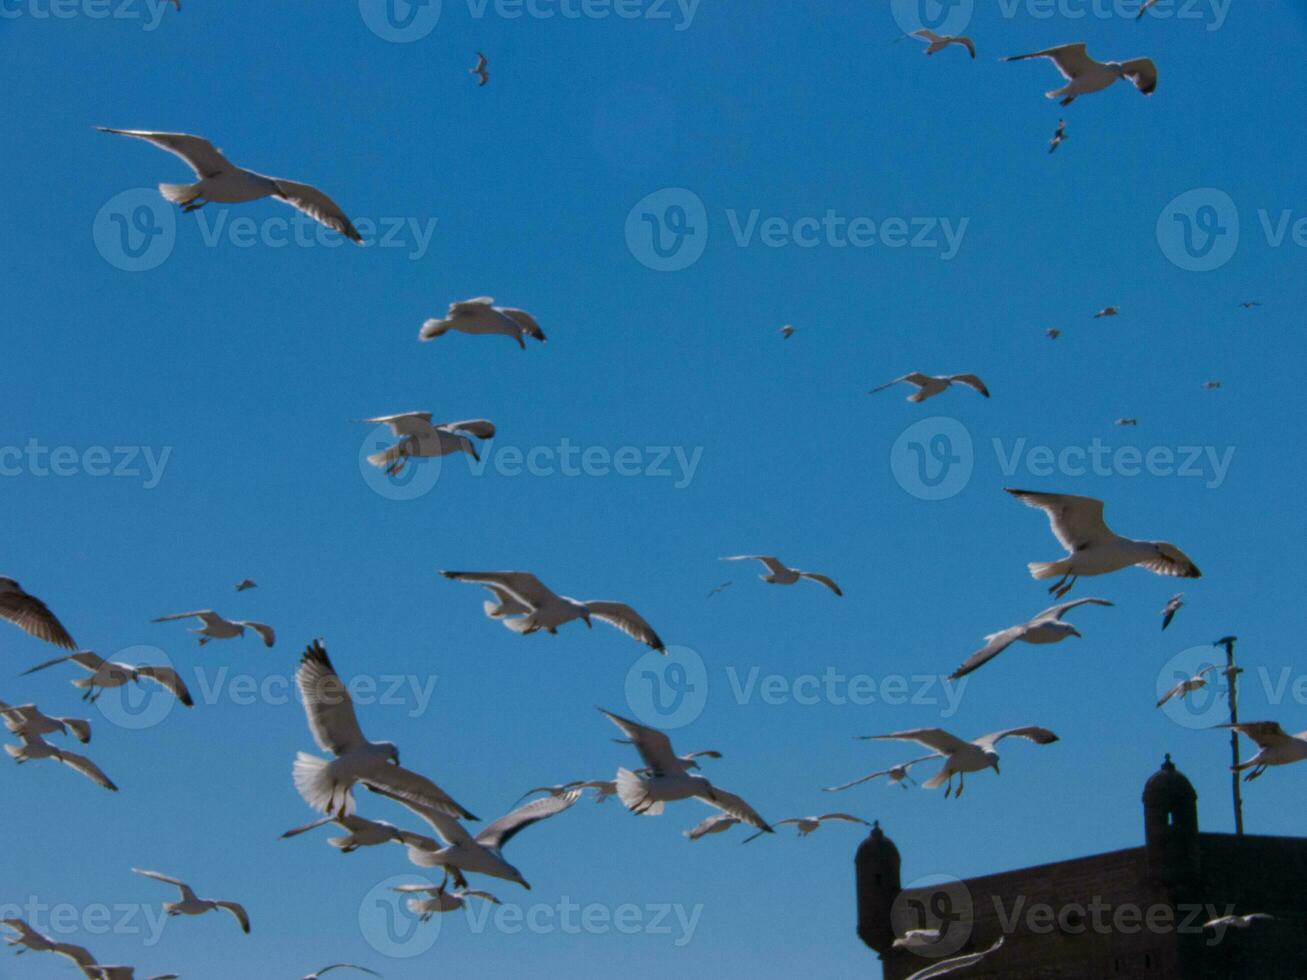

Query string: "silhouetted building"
[[856, 756, 1307, 979]]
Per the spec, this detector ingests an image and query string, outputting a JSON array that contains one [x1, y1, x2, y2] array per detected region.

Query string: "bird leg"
[[181, 199, 207, 213], [944, 774, 954, 799], [450, 867, 469, 890], [1054, 576, 1078, 599], [1245, 765, 1266, 782], [1046, 574, 1068, 594], [956, 773, 966, 798]]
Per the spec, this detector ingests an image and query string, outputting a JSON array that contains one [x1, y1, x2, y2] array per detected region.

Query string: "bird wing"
[[23, 650, 105, 676], [584, 601, 665, 652], [912, 30, 944, 42], [1139, 543, 1201, 579], [313, 967, 382, 980], [236, 621, 276, 647], [1120, 57, 1158, 94], [950, 624, 1028, 680], [869, 375, 917, 394], [1005, 489, 1113, 552], [459, 889, 501, 905], [360, 413, 435, 437], [797, 572, 843, 596], [97, 128, 234, 177], [269, 179, 363, 244], [947, 374, 990, 397], [279, 816, 334, 839], [136, 666, 194, 706], [295, 641, 366, 756], [132, 869, 195, 900], [683, 813, 738, 840], [151, 609, 216, 624], [441, 571, 558, 609], [448, 297, 495, 315], [438, 419, 497, 440], [957, 36, 976, 58], [1155, 679, 1187, 707], [58, 750, 117, 791], [904, 936, 1005, 980], [1003, 43, 1092, 80], [497, 308, 546, 342], [475, 789, 580, 850], [474, 52, 488, 71], [214, 902, 251, 933], [822, 756, 938, 792], [369, 785, 473, 845], [1033, 597, 1114, 623], [720, 555, 788, 576], [1220, 721, 1291, 750], [695, 784, 771, 832], [974, 726, 1060, 751], [1161, 594, 1183, 630], [363, 763, 479, 822], [0, 589, 76, 649], [685, 750, 723, 761], [869, 728, 971, 755], [51, 941, 99, 968], [61, 716, 92, 743], [817, 813, 870, 825], [600, 708, 684, 774]]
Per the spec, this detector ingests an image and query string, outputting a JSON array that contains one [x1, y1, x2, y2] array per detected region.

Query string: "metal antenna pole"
[[1215, 636, 1243, 836]]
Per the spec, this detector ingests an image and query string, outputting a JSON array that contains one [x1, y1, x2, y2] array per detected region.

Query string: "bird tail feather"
[[3, 744, 23, 761], [158, 182, 198, 205], [921, 768, 950, 790], [616, 767, 663, 815], [293, 752, 353, 815], [419, 319, 447, 341], [1028, 561, 1068, 581], [501, 616, 537, 635]]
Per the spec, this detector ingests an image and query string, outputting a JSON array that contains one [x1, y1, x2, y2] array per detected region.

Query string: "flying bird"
[[1046, 328, 1061, 339], [4, 732, 117, 791], [235, 579, 257, 592], [823, 756, 936, 793], [152, 610, 275, 648], [911, 30, 975, 58], [1115, 418, 1139, 427], [392, 883, 500, 921], [131, 869, 251, 934], [1136, 0, 1161, 19], [1202, 913, 1274, 929], [420, 297, 546, 348], [280, 812, 432, 853], [949, 598, 1113, 680], [1161, 593, 1184, 630], [778, 324, 795, 340], [1156, 665, 1225, 708], [0, 700, 90, 743], [301, 967, 381, 980], [0, 578, 75, 649], [602, 709, 773, 833], [1203, 381, 1223, 390], [441, 571, 665, 652], [98, 128, 363, 242], [869, 372, 990, 403], [470, 51, 489, 86], [743, 813, 869, 843], [292, 641, 477, 820], [1002, 44, 1158, 106], [22, 650, 193, 706], [720, 555, 842, 596], [1238, 301, 1262, 310], [1006, 489, 1201, 598], [1094, 306, 1120, 318], [1218, 721, 1307, 780], [904, 937, 1005, 980], [706, 581, 733, 598], [683, 813, 742, 841], [863, 726, 1060, 798], [358, 415, 495, 475], [1048, 119, 1067, 154]]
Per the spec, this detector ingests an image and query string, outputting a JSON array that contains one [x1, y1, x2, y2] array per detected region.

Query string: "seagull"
[[301, 967, 381, 980], [1161, 593, 1185, 630], [823, 756, 937, 793], [1002, 44, 1158, 106], [949, 598, 1113, 679], [869, 372, 989, 403], [1115, 418, 1139, 426], [440, 571, 665, 652], [1136, 0, 1161, 19], [1046, 328, 1061, 339], [1094, 306, 1120, 318], [1238, 301, 1262, 310], [1203, 381, 1223, 389], [235, 579, 257, 592], [0, 700, 90, 743], [419, 297, 546, 348], [387, 788, 581, 890], [470, 51, 489, 86], [1048, 119, 1067, 154], [392, 883, 500, 921], [863, 726, 1060, 798], [707, 581, 733, 598], [894, 929, 943, 950], [152, 610, 275, 648], [0, 577, 75, 649], [4, 732, 116, 790], [1006, 489, 1201, 598], [98, 128, 363, 242], [743, 813, 869, 843], [292, 640, 477, 820], [131, 870, 250, 934], [22, 650, 193, 706], [904, 937, 1005, 980], [778, 324, 795, 340], [1157, 665, 1226, 708], [1202, 913, 1274, 929], [1218, 721, 1307, 780], [280, 812, 432, 853], [719, 556, 842, 596], [911, 30, 975, 58], [602, 709, 773, 833], [357, 415, 495, 475], [1, 923, 108, 977], [683, 813, 742, 840]]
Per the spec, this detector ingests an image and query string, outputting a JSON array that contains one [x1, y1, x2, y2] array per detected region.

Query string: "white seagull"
[[302, 966, 381, 980], [1049, 119, 1067, 154], [441, 571, 665, 652], [470, 51, 489, 86], [720, 556, 842, 596], [823, 756, 936, 793], [98, 128, 363, 242], [1161, 593, 1185, 630], [420, 297, 546, 348], [949, 598, 1113, 680], [869, 372, 990, 403], [1094, 306, 1120, 318], [0, 577, 75, 649], [1218, 722, 1307, 780], [392, 883, 500, 921], [22, 650, 193, 706], [358, 415, 495, 476], [912, 30, 975, 58], [778, 324, 796, 340], [0, 700, 91, 743], [1202, 913, 1274, 929], [131, 869, 250, 934], [292, 641, 478, 820], [4, 732, 116, 791], [863, 726, 1060, 798], [602, 709, 773, 833], [280, 812, 432, 853], [894, 929, 943, 950], [152, 609, 275, 648], [1156, 665, 1226, 708], [905, 937, 1005, 980], [743, 812, 869, 843], [683, 813, 743, 841], [1003, 44, 1158, 106], [1006, 489, 1201, 598]]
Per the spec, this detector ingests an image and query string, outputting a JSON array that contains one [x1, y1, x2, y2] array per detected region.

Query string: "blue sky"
[[3, 1, 1306, 977]]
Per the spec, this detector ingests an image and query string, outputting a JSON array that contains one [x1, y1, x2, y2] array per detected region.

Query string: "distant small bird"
[[235, 579, 257, 592], [778, 324, 795, 340], [1203, 381, 1223, 390], [393, 883, 500, 921], [1115, 418, 1139, 427], [358, 414, 496, 475], [1003, 44, 1158, 106], [470, 52, 489, 86], [1238, 301, 1262, 310], [683, 813, 742, 841], [1219, 721, 1307, 780], [302, 966, 381, 980], [706, 581, 733, 598], [132, 869, 251, 934], [420, 297, 546, 348], [1094, 306, 1120, 319], [823, 757, 934, 793], [280, 812, 430, 853], [4, 732, 117, 791], [0, 578, 75, 649], [720, 555, 842, 596], [869, 372, 990, 403], [1048, 119, 1067, 154], [1046, 328, 1061, 339], [0, 700, 91, 744], [743, 812, 869, 843], [862, 726, 1060, 798], [1161, 593, 1184, 630], [1156, 664, 1224, 708], [894, 929, 943, 950], [1137, 0, 1162, 19], [152, 609, 275, 648], [949, 598, 1113, 680], [904, 937, 1005, 980], [1202, 913, 1274, 930], [911, 30, 976, 59]]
